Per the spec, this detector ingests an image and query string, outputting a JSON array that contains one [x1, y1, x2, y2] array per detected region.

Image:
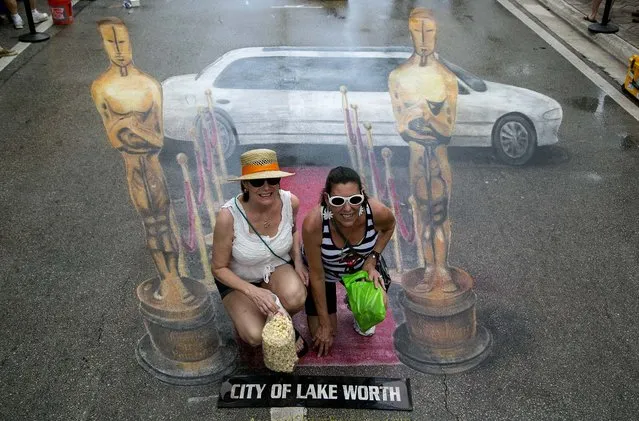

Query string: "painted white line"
[[497, 0, 639, 122], [271, 5, 323, 8], [187, 395, 218, 404], [516, 0, 627, 85], [0, 0, 80, 73], [270, 407, 307, 421]]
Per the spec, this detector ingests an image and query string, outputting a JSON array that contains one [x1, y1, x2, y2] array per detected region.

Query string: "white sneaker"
[[353, 320, 376, 337], [12, 14, 24, 29], [32, 10, 49, 24]]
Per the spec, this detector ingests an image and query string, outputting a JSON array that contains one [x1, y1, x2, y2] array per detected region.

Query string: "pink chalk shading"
[[295, 285, 400, 367], [234, 166, 400, 367]]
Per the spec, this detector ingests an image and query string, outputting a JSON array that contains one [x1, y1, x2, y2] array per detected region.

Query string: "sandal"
[[294, 328, 309, 358], [583, 15, 597, 23]]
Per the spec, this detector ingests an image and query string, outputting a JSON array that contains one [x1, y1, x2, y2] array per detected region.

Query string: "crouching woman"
[[211, 149, 309, 357]]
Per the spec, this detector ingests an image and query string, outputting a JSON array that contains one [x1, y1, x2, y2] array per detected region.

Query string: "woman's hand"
[[364, 265, 388, 307], [365, 267, 386, 292], [294, 260, 309, 286], [312, 321, 334, 357], [245, 285, 279, 316]]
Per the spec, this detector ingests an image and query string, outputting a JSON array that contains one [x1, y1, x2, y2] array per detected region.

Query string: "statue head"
[[408, 8, 437, 58], [97, 17, 133, 68]]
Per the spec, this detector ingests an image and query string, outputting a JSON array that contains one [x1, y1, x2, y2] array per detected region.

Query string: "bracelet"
[[368, 251, 381, 261]]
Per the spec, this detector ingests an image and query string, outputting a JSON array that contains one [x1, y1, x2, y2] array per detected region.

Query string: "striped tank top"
[[321, 202, 378, 282]]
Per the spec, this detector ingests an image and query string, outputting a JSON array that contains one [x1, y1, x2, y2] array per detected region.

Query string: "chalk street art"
[[91, 7, 561, 379], [389, 7, 459, 294], [389, 7, 492, 375], [91, 17, 236, 385], [162, 49, 563, 167]]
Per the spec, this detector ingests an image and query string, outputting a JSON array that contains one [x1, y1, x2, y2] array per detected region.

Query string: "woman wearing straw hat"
[[211, 149, 309, 356], [302, 166, 396, 357]]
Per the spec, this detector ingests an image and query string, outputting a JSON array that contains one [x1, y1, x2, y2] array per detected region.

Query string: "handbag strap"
[[234, 197, 289, 264]]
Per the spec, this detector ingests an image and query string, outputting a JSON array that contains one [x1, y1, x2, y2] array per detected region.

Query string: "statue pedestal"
[[136, 277, 237, 385], [393, 267, 492, 374]]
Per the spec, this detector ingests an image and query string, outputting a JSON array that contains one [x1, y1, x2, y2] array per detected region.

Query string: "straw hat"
[[228, 149, 295, 181]]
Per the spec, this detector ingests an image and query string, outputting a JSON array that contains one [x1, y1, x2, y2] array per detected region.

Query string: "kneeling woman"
[[302, 166, 396, 357], [211, 149, 308, 356]]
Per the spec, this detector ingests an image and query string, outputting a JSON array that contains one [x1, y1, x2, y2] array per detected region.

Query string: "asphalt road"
[[1, 0, 638, 420]]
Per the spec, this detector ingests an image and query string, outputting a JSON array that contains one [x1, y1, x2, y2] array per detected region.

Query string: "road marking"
[[271, 5, 323, 8], [497, 0, 639, 122], [515, 0, 627, 85], [270, 407, 307, 420], [0, 0, 80, 73], [187, 395, 218, 404]]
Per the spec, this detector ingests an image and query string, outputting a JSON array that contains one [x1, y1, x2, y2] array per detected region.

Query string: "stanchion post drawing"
[[381, 148, 403, 274]]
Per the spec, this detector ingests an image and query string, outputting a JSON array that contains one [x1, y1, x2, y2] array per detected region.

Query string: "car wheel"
[[492, 114, 537, 165], [213, 109, 238, 159]]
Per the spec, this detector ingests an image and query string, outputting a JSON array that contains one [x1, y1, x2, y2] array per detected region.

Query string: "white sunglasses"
[[327, 193, 365, 207]]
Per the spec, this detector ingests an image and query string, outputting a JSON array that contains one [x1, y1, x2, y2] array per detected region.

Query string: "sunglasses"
[[248, 178, 281, 188], [327, 193, 365, 207]]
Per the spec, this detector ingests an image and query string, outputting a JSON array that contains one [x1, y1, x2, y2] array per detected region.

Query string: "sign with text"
[[218, 375, 412, 411]]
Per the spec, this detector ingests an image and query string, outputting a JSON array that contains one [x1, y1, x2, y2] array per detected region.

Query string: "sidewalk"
[[533, 0, 638, 65]]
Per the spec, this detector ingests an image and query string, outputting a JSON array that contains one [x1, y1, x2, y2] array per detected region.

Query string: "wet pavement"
[[1, 0, 639, 420]]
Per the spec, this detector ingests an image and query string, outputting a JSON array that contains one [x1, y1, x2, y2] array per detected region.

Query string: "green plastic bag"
[[341, 270, 386, 332]]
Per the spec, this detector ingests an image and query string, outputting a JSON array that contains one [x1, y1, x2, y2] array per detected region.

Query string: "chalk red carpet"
[[279, 166, 330, 227], [294, 285, 400, 367], [237, 285, 400, 368], [236, 166, 400, 367]]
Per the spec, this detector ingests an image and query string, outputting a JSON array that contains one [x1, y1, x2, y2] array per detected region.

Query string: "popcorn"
[[262, 313, 298, 373]]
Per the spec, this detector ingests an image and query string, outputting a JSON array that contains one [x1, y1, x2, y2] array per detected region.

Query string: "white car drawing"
[[162, 47, 563, 165]]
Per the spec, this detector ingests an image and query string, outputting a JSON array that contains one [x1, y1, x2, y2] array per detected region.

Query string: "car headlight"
[[543, 108, 562, 120]]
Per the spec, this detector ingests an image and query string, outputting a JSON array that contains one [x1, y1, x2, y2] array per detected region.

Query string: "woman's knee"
[[237, 325, 263, 347], [279, 283, 307, 312]]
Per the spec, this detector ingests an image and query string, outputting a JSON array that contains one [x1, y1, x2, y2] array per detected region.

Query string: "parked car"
[[162, 47, 563, 165]]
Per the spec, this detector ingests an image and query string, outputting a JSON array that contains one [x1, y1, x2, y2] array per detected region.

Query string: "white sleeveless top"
[[222, 190, 293, 283]]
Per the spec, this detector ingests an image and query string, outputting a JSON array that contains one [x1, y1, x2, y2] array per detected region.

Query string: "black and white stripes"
[[321, 203, 378, 282]]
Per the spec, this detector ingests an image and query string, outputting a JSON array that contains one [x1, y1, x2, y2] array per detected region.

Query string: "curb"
[[533, 0, 637, 65]]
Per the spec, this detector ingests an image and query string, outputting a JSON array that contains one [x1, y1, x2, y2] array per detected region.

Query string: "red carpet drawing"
[[294, 286, 400, 367], [280, 166, 330, 228], [237, 166, 400, 367], [238, 285, 400, 368]]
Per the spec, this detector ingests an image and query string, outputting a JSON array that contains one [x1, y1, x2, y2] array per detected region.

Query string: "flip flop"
[[583, 16, 597, 23], [294, 328, 309, 358]]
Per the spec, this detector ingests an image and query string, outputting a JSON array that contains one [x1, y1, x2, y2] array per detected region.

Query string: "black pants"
[[304, 280, 341, 316]]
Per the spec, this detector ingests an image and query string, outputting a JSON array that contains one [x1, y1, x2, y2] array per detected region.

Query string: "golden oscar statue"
[[389, 8, 491, 374], [91, 17, 235, 384]]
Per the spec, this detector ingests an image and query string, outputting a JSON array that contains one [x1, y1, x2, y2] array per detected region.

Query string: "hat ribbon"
[[242, 162, 280, 176]]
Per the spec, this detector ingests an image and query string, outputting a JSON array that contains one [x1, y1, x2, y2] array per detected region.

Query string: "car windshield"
[[210, 53, 487, 93], [213, 56, 407, 92], [440, 58, 487, 92]]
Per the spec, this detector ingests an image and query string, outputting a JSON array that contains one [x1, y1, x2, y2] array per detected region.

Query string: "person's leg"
[[263, 264, 306, 315], [30, 0, 48, 23], [586, 0, 604, 21], [222, 290, 267, 347], [4, 0, 21, 28], [4, 0, 17, 14], [306, 281, 338, 338]]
